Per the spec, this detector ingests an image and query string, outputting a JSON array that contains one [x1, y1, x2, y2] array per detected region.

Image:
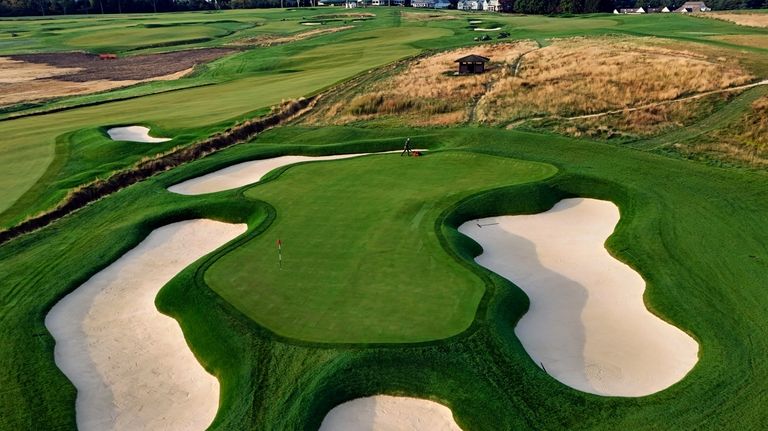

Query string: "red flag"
[[277, 239, 282, 248]]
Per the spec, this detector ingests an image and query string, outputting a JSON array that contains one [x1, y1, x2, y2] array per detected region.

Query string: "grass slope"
[[2, 125, 767, 429], [206, 151, 555, 343]]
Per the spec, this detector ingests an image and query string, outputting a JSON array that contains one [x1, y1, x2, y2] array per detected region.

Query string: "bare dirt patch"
[[0, 48, 233, 107], [231, 26, 353, 47], [706, 12, 768, 28]]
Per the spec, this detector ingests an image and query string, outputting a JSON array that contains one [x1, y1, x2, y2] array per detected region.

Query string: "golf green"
[[205, 151, 556, 343]]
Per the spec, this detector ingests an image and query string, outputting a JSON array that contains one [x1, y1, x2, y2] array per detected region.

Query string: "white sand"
[[319, 395, 463, 431], [468, 20, 483, 24], [458, 198, 698, 397], [302, 22, 323, 25], [474, 27, 501, 31], [168, 151, 421, 195], [107, 126, 171, 143], [45, 220, 247, 431]]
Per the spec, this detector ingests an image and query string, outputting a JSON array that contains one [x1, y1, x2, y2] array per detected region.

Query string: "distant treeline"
[[0, 0, 766, 17]]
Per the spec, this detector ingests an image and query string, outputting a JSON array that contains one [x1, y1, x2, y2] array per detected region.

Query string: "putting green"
[[205, 151, 556, 343]]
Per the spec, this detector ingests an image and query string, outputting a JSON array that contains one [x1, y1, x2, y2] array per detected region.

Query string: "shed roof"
[[455, 54, 490, 63]]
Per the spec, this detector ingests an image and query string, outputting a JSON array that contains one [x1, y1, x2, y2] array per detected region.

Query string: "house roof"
[[455, 54, 491, 63]]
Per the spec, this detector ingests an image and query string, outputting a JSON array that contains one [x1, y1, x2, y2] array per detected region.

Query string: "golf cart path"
[[46, 220, 246, 431], [459, 198, 698, 396], [320, 395, 462, 431], [168, 150, 423, 195]]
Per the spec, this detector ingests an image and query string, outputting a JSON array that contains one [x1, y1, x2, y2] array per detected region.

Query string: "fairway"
[[0, 22, 450, 226], [206, 151, 555, 343], [3, 6, 768, 431]]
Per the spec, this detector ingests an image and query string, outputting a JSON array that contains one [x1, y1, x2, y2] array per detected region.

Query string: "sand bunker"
[[459, 198, 698, 396], [107, 126, 171, 143], [319, 395, 462, 431], [469, 20, 483, 24], [474, 27, 501, 31], [168, 151, 414, 195], [45, 220, 246, 431], [302, 22, 323, 26]]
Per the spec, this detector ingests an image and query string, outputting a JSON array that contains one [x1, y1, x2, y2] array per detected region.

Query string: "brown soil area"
[[0, 48, 233, 107], [8, 48, 233, 82]]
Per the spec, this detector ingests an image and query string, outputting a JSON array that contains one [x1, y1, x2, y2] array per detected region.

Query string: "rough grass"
[[306, 36, 755, 130], [478, 36, 753, 121], [305, 41, 539, 126], [706, 11, 768, 28], [547, 93, 733, 139], [696, 94, 768, 166]]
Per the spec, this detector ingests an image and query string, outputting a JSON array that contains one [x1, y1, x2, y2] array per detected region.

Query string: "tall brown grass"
[[476, 37, 753, 123], [307, 36, 754, 129], [310, 42, 538, 126], [706, 12, 768, 28]]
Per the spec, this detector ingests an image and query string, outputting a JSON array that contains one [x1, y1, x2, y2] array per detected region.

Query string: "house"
[[676, 1, 710, 12], [455, 54, 490, 74], [434, 0, 451, 7], [411, 0, 434, 6], [457, 0, 480, 9], [484, 0, 500, 11]]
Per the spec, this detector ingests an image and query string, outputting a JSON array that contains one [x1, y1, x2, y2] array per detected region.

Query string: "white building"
[[434, 0, 451, 8], [484, 0, 500, 11], [457, 0, 480, 10]]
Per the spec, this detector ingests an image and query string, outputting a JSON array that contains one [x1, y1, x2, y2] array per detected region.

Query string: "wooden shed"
[[455, 54, 490, 74]]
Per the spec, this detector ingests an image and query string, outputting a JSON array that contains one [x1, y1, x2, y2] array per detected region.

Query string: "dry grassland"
[[402, 12, 458, 21], [551, 94, 727, 138], [700, 95, 768, 166], [306, 41, 538, 126], [231, 26, 354, 47], [306, 36, 754, 131], [707, 12, 768, 28], [708, 34, 768, 49], [477, 37, 752, 122]]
